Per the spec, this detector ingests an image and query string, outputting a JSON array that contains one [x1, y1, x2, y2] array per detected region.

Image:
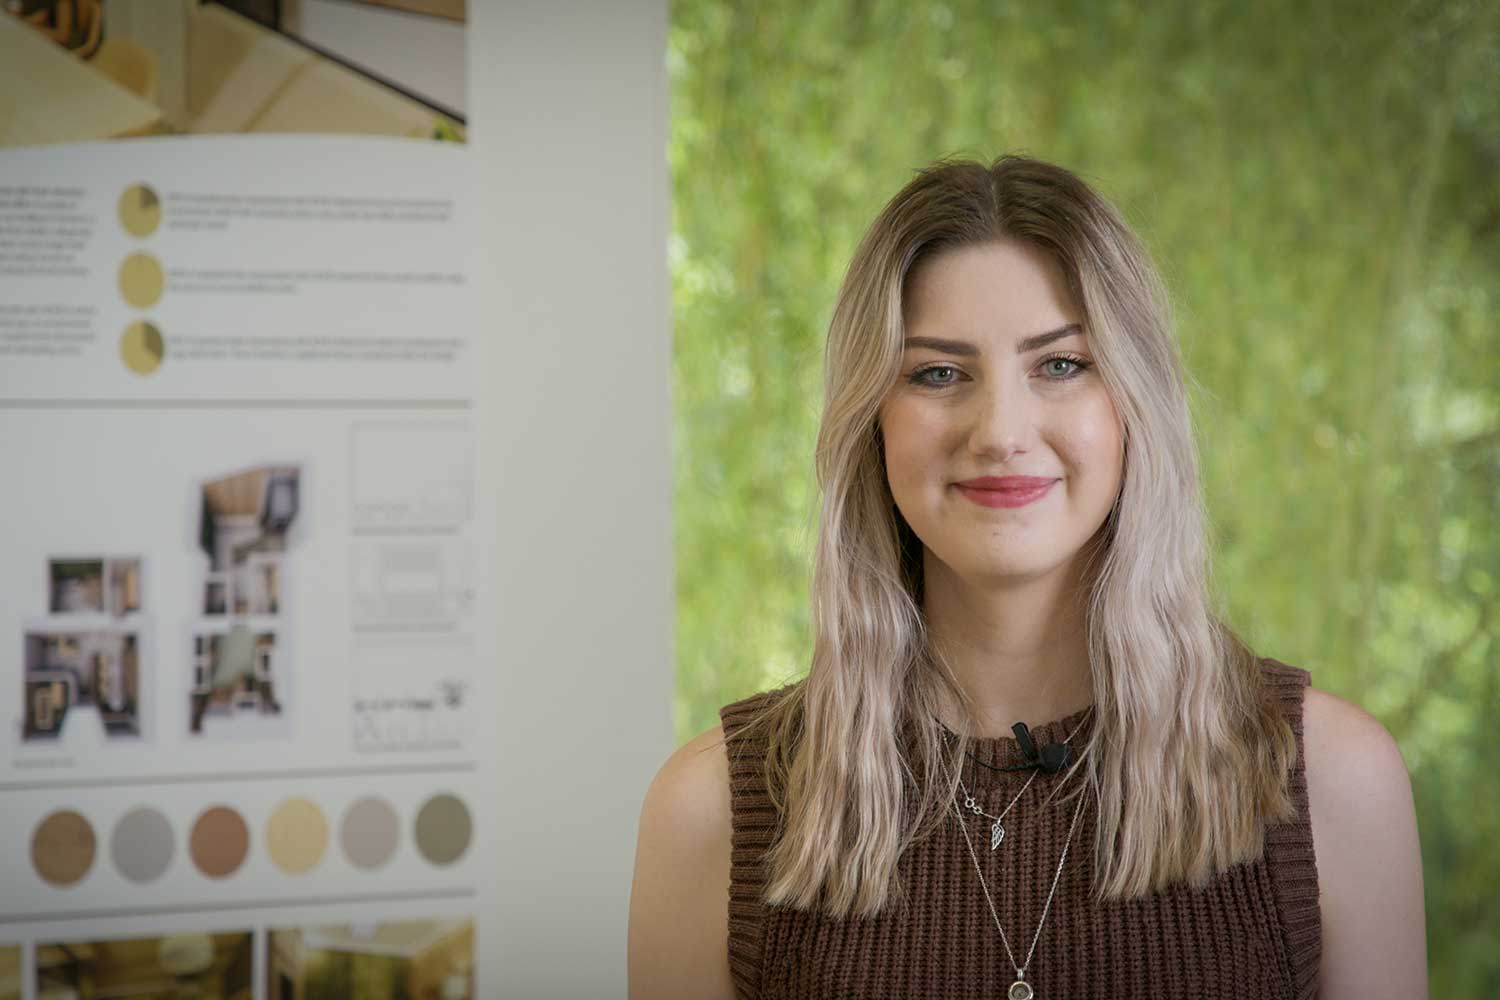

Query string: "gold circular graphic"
[[120, 321, 165, 375], [117, 184, 162, 237], [265, 797, 328, 875], [118, 252, 164, 309]]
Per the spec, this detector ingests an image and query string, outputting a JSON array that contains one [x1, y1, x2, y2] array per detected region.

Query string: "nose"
[[966, 375, 1036, 462]]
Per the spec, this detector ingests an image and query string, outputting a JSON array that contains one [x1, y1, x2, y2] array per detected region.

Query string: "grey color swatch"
[[414, 793, 471, 866], [111, 806, 174, 883], [340, 795, 400, 870]]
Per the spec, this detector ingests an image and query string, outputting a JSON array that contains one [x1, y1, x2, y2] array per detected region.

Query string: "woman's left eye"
[[1039, 353, 1092, 379]]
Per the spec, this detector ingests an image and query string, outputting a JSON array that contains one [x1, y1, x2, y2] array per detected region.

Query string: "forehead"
[[902, 240, 1079, 344]]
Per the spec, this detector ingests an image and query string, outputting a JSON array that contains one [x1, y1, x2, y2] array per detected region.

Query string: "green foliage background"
[[669, 0, 1499, 991]]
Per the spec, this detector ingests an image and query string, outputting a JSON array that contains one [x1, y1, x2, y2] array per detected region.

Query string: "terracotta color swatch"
[[414, 793, 471, 866], [265, 797, 328, 875], [31, 809, 96, 887], [190, 805, 249, 878]]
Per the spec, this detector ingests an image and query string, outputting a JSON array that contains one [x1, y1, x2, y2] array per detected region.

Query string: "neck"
[[923, 548, 1096, 739]]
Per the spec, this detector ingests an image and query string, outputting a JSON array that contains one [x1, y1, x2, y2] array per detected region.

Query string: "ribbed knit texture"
[[720, 656, 1321, 1000]]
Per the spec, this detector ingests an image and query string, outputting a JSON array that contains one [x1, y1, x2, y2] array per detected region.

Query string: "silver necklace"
[[940, 710, 1091, 851], [943, 730, 1039, 850], [951, 779, 1088, 1000]]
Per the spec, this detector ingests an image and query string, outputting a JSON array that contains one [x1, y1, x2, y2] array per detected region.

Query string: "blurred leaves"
[[670, 0, 1499, 991]]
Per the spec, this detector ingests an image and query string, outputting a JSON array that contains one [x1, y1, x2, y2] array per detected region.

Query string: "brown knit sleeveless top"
[[719, 657, 1321, 1000]]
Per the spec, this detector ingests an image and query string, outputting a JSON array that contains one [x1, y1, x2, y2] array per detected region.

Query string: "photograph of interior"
[[35, 933, 252, 1000], [22, 557, 145, 742], [0, 945, 18, 1000], [267, 920, 473, 1000], [198, 464, 299, 618], [190, 624, 280, 733], [0, 0, 467, 149], [190, 463, 298, 736]]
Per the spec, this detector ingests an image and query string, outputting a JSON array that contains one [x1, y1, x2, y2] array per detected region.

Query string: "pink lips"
[[954, 476, 1057, 509]]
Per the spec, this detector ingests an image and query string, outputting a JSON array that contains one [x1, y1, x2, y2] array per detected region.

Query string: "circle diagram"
[[119, 320, 165, 375], [118, 184, 162, 237], [118, 252, 165, 309]]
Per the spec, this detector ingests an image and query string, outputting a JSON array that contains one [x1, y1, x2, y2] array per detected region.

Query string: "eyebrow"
[[902, 324, 1083, 357]]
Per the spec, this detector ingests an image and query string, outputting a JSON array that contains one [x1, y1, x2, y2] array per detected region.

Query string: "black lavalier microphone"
[[1012, 721, 1075, 774]]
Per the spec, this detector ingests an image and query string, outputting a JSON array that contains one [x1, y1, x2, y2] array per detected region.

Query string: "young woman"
[[628, 155, 1427, 999]]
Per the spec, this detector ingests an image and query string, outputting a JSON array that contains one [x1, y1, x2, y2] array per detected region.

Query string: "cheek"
[[1061, 394, 1124, 481], [880, 402, 944, 492]]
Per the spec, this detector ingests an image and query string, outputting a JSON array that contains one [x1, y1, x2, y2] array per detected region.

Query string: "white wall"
[[295, 0, 467, 116], [470, 1, 672, 996]]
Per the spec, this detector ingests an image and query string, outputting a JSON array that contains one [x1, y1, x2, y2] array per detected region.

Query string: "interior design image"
[[267, 920, 473, 1000], [1, 0, 467, 149], [189, 463, 299, 737], [198, 464, 299, 617], [190, 625, 280, 734], [36, 933, 251, 1000], [0, 944, 18, 1000], [21, 557, 146, 742]]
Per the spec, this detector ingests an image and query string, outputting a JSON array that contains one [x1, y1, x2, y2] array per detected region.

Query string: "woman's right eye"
[[909, 364, 962, 387]]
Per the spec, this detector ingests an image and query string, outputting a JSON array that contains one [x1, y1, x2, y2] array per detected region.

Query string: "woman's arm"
[[627, 725, 737, 1000], [1303, 686, 1428, 999]]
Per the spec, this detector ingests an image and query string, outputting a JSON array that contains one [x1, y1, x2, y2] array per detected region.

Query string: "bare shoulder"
[[646, 723, 733, 821], [1300, 685, 1429, 999], [627, 725, 736, 1000]]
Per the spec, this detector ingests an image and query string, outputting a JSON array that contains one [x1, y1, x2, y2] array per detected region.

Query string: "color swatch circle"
[[111, 806, 174, 883], [341, 796, 400, 870], [266, 797, 328, 875], [414, 793, 471, 866], [31, 810, 96, 887], [119, 320, 165, 375], [118, 252, 164, 308], [189, 805, 249, 879], [118, 183, 162, 237]]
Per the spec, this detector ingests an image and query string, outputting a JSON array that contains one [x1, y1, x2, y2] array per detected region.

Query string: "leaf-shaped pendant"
[[991, 818, 1005, 850]]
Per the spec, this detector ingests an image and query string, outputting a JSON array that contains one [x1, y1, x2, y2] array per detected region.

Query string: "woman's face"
[[878, 239, 1124, 589]]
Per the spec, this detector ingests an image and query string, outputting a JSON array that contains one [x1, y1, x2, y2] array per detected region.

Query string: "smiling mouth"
[[953, 480, 1056, 509]]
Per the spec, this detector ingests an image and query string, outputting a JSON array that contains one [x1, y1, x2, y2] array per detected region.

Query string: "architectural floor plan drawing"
[[21, 558, 147, 743], [191, 465, 300, 736]]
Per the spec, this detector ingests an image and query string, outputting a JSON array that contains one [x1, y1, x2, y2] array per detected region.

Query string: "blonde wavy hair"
[[737, 154, 1300, 918]]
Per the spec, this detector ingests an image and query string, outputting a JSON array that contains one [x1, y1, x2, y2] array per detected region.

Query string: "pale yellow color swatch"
[[265, 797, 328, 875]]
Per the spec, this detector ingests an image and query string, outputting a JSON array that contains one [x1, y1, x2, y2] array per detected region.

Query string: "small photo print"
[[190, 626, 283, 735], [268, 919, 474, 1000], [198, 465, 300, 617], [49, 558, 142, 616], [36, 932, 252, 1000], [22, 555, 149, 744], [23, 629, 141, 740]]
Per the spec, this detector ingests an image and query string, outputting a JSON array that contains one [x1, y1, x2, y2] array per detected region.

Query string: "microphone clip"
[[1012, 722, 1074, 774]]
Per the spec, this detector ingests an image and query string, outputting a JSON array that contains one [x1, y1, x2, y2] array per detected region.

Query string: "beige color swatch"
[[31, 809, 96, 887], [118, 252, 164, 308], [341, 795, 399, 870], [265, 797, 328, 875]]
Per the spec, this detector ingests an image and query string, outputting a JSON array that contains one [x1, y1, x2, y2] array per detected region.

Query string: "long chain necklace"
[[951, 781, 1088, 1000], [937, 715, 1092, 999]]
